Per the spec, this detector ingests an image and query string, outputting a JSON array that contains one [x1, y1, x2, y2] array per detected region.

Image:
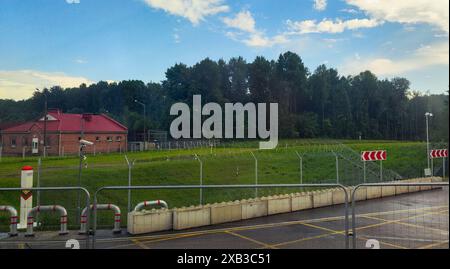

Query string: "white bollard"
[[18, 166, 33, 229]]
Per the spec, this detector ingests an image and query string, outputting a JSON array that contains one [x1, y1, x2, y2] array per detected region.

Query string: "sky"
[[0, 0, 448, 100]]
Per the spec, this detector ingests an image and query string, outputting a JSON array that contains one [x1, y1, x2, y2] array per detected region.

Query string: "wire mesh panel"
[[351, 183, 449, 249], [92, 184, 350, 250]]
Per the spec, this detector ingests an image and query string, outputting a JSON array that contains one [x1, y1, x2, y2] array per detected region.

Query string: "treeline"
[[0, 51, 448, 141]]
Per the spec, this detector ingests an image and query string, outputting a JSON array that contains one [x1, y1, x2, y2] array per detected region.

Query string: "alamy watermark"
[[170, 95, 278, 149]]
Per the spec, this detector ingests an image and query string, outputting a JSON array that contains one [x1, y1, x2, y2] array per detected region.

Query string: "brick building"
[[0, 109, 128, 156]]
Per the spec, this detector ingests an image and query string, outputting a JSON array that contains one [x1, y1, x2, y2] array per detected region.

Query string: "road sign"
[[430, 149, 448, 159], [361, 150, 387, 161]]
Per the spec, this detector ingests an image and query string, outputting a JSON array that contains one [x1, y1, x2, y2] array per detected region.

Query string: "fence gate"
[[351, 182, 449, 249]]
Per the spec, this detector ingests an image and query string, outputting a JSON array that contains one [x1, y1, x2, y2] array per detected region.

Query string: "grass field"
[[0, 139, 446, 232]]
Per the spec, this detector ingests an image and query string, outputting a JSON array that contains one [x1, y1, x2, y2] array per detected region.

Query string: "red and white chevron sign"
[[361, 150, 387, 161], [430, 149, 448, 159]]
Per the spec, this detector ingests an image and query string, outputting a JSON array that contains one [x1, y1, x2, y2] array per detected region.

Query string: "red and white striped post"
[[19, 166, 33, 229]]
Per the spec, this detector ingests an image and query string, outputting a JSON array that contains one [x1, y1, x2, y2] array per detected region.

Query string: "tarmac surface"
[[1, 187, 448, 249]]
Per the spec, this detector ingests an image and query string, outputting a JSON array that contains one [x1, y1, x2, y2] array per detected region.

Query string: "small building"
[[0, 109, 128, 156]]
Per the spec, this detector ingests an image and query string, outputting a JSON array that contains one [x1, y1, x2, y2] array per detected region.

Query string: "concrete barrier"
[[312, 190, 333, 208], [332, 188, 350, 205], [366, 186, 382, 199], [291, 192, 313, 211], [210, 201, 242, 225], [242, 199, 268, 220], [352, 187, 367, 201], [395, 182, 409, 195], [127, 209, 172, 235], [407, 179, 421, 193], [419, 177, 432, 191], [431, 177, 443, 189], [266, 194, 292, 215], [381, 183, 396, 197], [173, 206, 211, 230]]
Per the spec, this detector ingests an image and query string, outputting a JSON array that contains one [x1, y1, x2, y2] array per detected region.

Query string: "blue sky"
[[0, 0, 448, 100]]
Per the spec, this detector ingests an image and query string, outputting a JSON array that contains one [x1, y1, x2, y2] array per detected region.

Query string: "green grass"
[[0, 139, 442, 232]]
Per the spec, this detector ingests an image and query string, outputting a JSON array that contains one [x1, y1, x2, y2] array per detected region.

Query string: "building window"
[[11, 137, 16, 148], [96, 136, 100, 142], [107, 136, 112, 142], [116, 136, 121, 142], [22, 137, 28, 147]]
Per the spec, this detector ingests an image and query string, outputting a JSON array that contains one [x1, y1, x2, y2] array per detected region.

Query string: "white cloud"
[[223, 10, 289, 48], [173, 33, 181, 43], [74, 58, 87, 64], [66, 0, 80, 4], [314, 0, 327, 11], [243, 33, 289, 48], [0, 70, 94, 100], [340, 8, 358, 14], [340, 42, 449, 76], [286, 18, 382, 34], [143, 0, 229, 25], [222, 10, 256, 33], [346, 0, 449, 34]]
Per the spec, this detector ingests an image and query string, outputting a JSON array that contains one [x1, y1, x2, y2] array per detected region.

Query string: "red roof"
[[1, 110, 128, 133]]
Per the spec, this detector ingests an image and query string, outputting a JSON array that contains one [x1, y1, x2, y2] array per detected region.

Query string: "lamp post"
[[134, 99, 147, 143], [425, 112, 433, 171]]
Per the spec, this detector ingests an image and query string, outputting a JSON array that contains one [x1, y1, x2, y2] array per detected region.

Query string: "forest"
[[0, 51, 448, 142]]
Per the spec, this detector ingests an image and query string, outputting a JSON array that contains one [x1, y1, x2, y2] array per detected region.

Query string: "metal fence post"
[[444, 157, 446, 178], [125, 155, 136, 213], [0, 146, 2, 162], [295, 151, 303, 184], [194, 154, 203, 205], [332, 151, 339, 184], [36, 158, 42, 224], [380, 160, 383, 182], [363, 161, 366, 183], [250, 152, 258, 197]]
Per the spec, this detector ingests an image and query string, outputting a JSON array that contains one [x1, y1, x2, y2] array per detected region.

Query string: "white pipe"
[[134, 200, 168, 212], [26, 205, 68, 236], [79, 204, 121, 234], [0, 205, 18, 236]]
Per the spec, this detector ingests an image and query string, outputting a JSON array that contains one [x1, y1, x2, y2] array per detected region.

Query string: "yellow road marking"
[[272, 231, 341, 248], [131, 239, 149, 249], [418, 240, 449, 249], [100, 205, 448, 249], [225, 231, 276, 249]]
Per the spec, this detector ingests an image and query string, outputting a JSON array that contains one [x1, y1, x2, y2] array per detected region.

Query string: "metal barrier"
[[0, 187, 91, 249], [92, 183, 350, 249], [80, 204, 121, 234], [351, 182, 449, 249], [134, 200, 168, 211], [26, 205, 68, 236], [0, 205, 18, 236]]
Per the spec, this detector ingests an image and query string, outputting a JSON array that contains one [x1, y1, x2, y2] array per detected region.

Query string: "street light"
[[425, 112, 433, 171], [134, 99, 147, 143]]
